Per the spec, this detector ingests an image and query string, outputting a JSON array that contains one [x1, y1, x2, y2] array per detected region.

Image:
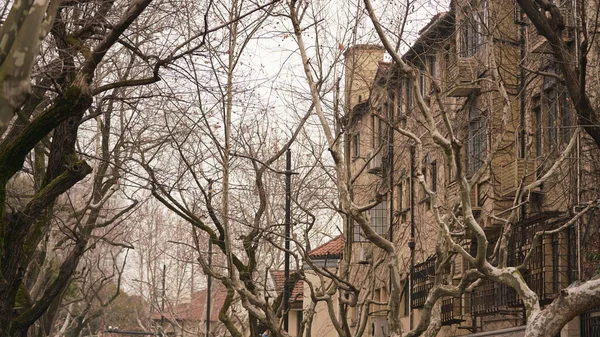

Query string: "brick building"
[[334, 0, 600, 336]]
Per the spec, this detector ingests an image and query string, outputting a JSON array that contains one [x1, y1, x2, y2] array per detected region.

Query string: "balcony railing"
[[446, 180, 479, 210], [446, 57, 479, 97], [411, 256, 436, 308], [581, 306, 600, 337], [441, 297, 464, 325], [472, 213, 577, 315], [471, 279, 518, 315], [367, 150, 384, 174]]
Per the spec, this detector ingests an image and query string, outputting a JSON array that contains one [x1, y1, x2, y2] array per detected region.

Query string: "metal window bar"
[[411, 256, 436, 308], [369, 196, 388, 237], [441, 297, 463, 325], [581, 306, 600, 337], [505, 216, 576, 306]]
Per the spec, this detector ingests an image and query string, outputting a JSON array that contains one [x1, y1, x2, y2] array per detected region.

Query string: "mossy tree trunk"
[[0, 0, 153, 335]]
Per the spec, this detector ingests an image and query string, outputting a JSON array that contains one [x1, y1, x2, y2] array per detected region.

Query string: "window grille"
[[460, 6, 485, 57], [466, 108, 487, 176], [352, 219, 367, 242], [369, 196, 388, 237], [533, 98, 542, 157]]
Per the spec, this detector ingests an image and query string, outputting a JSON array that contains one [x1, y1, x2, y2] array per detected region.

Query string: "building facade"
[[338, 0, 600, 336]]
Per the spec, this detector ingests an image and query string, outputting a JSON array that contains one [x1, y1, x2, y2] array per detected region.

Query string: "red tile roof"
[[269, 270, 303, 303], [308, 235, 344, 259], [151, 283, 228, 322]]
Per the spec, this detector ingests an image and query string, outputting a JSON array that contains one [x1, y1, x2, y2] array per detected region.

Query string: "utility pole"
[[206, 238, 212, 337], [283, 148, 292, 332], [409, 145, 415, 330], [161, 264, 166, 335]]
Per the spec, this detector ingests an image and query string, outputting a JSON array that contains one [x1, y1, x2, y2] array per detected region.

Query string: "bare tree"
[[0, 0, 246, 334]]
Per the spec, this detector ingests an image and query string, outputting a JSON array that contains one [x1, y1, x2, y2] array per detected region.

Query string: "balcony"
[[498, 159, 537, 197], [441, 297, 464, 326], [509, 215, 577, 305], [411, 256, 436, 309], [367, 151, 383, 174], [446, 57, 480, 97], [471, 279, 519, 315], [471, 214, 577, 316], [446, 180, 480, 212]]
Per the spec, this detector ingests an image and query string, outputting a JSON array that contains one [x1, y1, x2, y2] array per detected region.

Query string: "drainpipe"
[[518, 10, 526, 161], [409, 145, 416, 330], [574, 0, 582, 283]]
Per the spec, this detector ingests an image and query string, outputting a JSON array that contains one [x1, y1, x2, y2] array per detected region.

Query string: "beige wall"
[[344, 45, 385, 112], [303, 269, 339, 337]]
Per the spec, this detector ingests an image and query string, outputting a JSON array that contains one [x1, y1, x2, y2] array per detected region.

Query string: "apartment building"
[[340, 0, 600, 336]]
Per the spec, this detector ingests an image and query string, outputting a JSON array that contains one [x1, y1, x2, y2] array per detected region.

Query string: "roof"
[[418, 12, 449, 35], [308, 235, 344, 259], [151, 283, 228, 322], [404, 11, 454, 61], [270, 270, 303, 303]]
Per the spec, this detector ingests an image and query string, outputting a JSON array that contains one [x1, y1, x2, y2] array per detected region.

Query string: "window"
[[421, 163, 430, 208], [369, 196, 388, 237], [405, 78, 412, 113], [560, 90, 572, 143], [431, 161, 438, 192], [395, 91, 404, 120], [427, 56, 436, 78], [461, 4, 485, 57], [466, 108, 487, 176], [353, 133, 360, 157], [388, 94, 396, 118], [352, 218, 366, 242], [533, 97, 542, 157], [546, 88, 558, 147], [378, 116, 384, 148], [371, 114, 376, 148], [419, 68, 426, 97], [396, 182, 404, 211]]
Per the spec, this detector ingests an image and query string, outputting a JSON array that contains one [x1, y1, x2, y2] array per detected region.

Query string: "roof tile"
[[308, 235, 344, 259]]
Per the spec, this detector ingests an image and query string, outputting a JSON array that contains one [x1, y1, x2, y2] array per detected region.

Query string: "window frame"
[[352, 132, 361, 158], [369, 195, 389, 237], [466, 108, 488, 176]]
